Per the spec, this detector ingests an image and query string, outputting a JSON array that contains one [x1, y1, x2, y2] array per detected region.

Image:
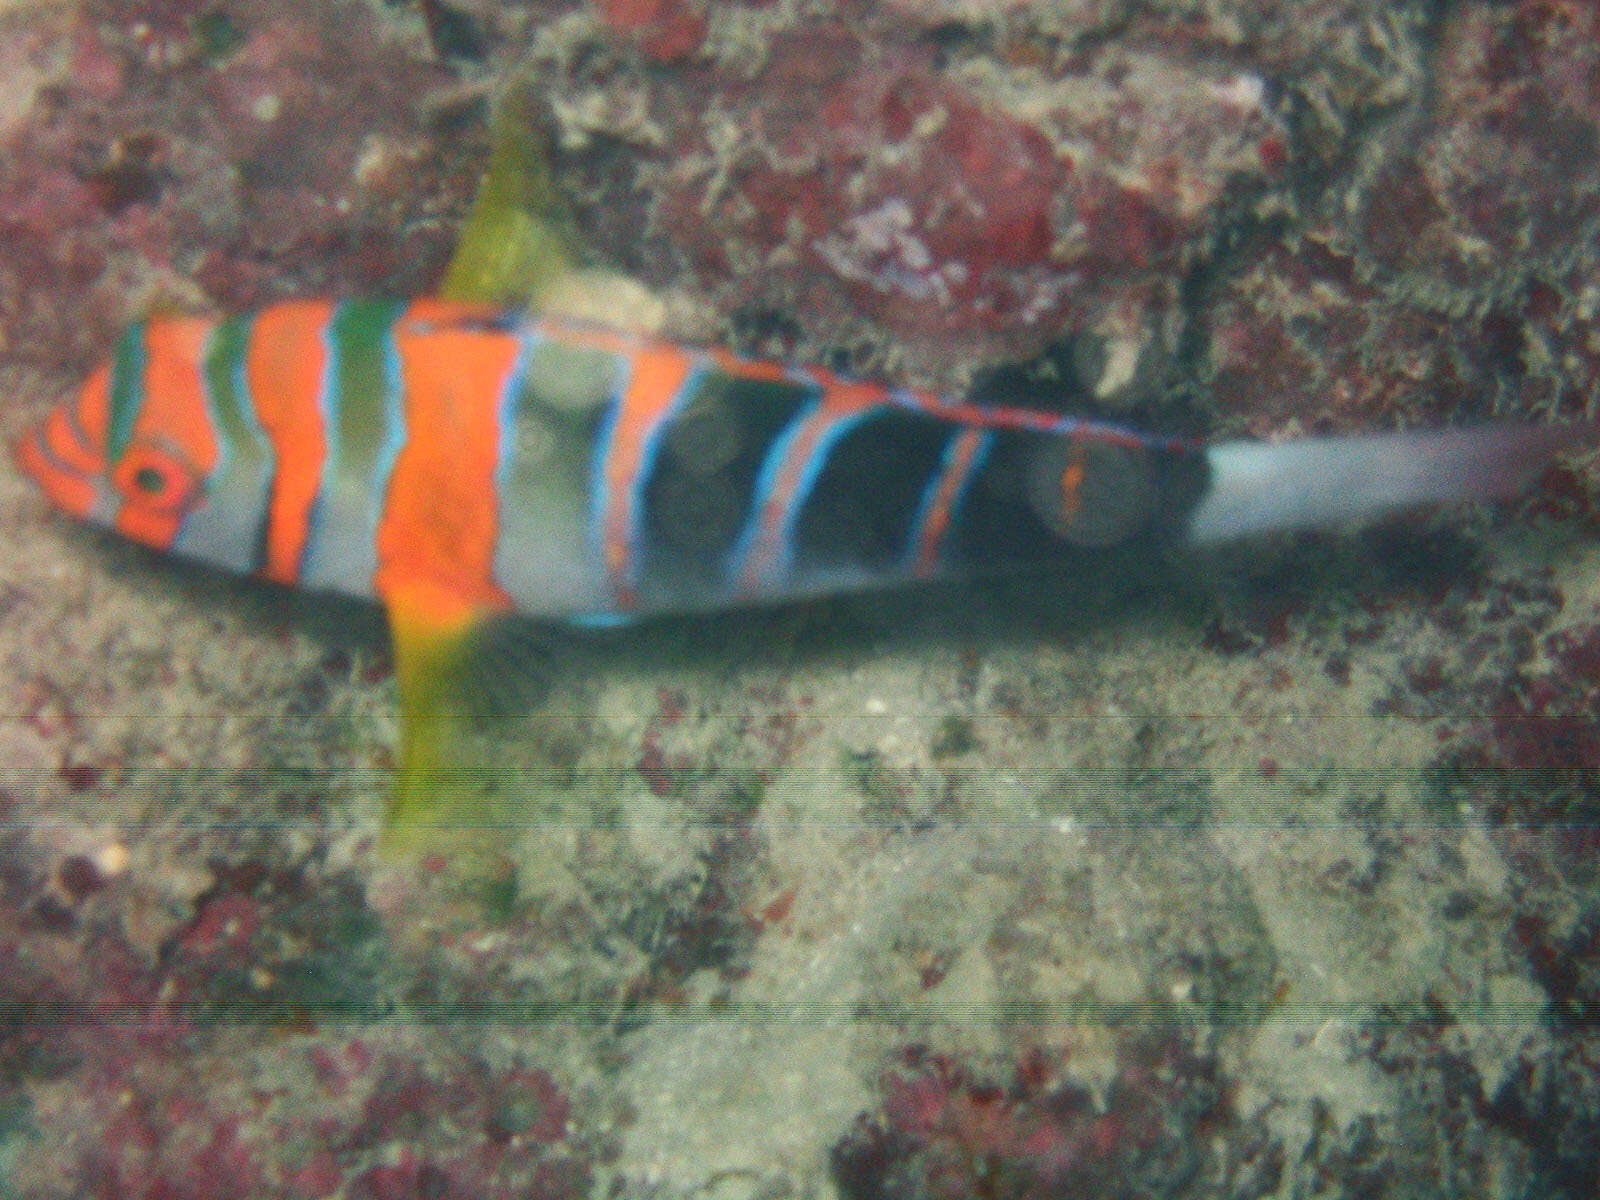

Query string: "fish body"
[[17, 297, 1209, 625]]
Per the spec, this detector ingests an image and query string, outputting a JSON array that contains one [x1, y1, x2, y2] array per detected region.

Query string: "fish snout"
[[15, 396, 113, 523]]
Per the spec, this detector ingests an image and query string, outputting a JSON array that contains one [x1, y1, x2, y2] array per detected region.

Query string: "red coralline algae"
[[0, 819, 597, 1199], [1210, 0, 1600, 433], [179, 890, 263, 956], [832, 1036, 1241, 1200], [1478, 620, 1600, 780], [641, 35, 1076, 344], [0, 0, 463, 369], [337, 1055, 585, 1200], [12, 993, 589, 1200], [596, 0, 707, 62], [541, 7, 1287, 385], [1401, 2, 1600, 282], [833, 1039, 1233, 1200]]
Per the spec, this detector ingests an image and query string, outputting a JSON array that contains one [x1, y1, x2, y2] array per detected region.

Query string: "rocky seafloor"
[[2, 1, 1599, 1197]]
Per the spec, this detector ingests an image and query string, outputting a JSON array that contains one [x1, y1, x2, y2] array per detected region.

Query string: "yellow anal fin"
[[381, 581, 515, 850], [441, 77, 579, 309]]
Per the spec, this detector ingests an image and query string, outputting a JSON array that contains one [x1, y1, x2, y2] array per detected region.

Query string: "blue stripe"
[[493, 328, 541, 496], [902, 428, 993, 572], [724, 395, 822, 587], [106, 321, 149, 465], [585, 355, 710, 596], [294, 311, 341, 586], [371, 315, 408, 529], [174, 316, 276, 574], [625, 359, 706, 588], [587, 354, 635, 577], [724, 393, 878, 594], [236, 319, 277, 577], [774, 407, 879, 577], [299, 299, 410, 596]]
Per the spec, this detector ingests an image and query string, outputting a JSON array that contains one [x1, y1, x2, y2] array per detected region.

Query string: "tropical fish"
[[13, 298, 1211, 614], [14, 296, 1588, 826]]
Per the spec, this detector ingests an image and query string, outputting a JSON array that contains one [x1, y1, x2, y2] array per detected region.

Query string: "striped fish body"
[[17, 298, 1202, 625]]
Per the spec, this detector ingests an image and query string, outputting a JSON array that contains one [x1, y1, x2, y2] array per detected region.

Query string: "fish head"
[[16, 316, 220, 553]]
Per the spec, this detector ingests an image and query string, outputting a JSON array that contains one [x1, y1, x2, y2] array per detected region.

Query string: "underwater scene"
[[2, 1, 1599, 1197]]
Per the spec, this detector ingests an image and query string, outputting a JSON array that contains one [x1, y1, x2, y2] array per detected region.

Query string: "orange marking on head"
[[136, 317, 220, 465], [247, 300, 336, 584], [74, 364, 112, 455], [44, 407, 103, 478], [14, 427, 98, 516], [17, 361, 111, 523], [373, 319, 519, 618], [114, 502, 184, 549], [600, 347, 696, 599]]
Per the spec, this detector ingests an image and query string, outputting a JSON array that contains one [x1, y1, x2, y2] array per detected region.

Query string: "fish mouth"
[[14, 405, 113, 523]]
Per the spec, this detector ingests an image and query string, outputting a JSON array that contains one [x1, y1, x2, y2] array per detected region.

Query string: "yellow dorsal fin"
[[439, 75, 671, 334], [440, 76, 580, 308]]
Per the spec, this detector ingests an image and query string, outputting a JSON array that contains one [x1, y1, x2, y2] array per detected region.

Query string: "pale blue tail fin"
[[1186, 422, 1596, 544]]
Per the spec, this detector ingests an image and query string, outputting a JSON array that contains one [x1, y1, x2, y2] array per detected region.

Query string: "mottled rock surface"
[[2, 2, 1599, 1198]]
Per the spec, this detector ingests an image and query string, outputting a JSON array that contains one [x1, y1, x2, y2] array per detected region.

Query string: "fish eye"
[[112, 441, 202, 514]]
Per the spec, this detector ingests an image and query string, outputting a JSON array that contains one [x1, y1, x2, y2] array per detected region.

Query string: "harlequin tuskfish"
[[18, 297, 1216, 624], [14, 296, 1589, 822]]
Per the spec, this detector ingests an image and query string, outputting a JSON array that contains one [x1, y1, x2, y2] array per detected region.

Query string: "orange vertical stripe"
[[373, 316, 519, 625], [74, 364, 113, 455], [912, 428, 986, 578], [736, 377, 884, 593], [114, 316, 220, 549], [247, 300, 336, 585], [137, 316, 218, 467]]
